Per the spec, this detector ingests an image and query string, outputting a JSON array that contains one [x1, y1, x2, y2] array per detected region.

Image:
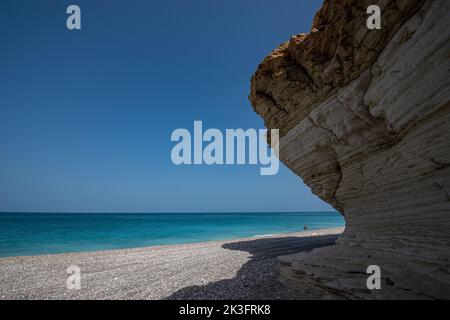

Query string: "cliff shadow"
[[164, 233, 340, 300]]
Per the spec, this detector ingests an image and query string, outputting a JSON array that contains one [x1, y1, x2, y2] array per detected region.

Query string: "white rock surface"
[[251, 0, 450, 299]]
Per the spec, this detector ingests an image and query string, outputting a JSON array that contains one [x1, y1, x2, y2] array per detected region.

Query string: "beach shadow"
[[164, 233, 339, 300]]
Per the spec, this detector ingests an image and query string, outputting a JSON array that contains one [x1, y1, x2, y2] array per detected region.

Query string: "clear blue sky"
[[0, 0, 332, 213]]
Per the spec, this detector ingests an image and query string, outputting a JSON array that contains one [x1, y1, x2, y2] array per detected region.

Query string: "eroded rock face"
[[249, 0, 450, 299]]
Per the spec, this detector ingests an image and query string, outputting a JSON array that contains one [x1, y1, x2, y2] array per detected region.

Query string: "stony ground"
[[0, 228, 343, 300]]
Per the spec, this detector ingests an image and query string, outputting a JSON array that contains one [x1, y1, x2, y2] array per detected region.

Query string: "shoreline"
[[0, 227, 343, 299], [0, 226, 345, 259]]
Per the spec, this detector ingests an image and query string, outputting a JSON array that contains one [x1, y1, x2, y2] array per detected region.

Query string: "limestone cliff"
[[249, 0, 450, 299]]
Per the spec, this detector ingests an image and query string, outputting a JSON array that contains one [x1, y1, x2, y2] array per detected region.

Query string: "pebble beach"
[[0, 227, 343, 300]]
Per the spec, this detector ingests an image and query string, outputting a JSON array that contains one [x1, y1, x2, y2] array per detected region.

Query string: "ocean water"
[[0, 212, 345, 257]]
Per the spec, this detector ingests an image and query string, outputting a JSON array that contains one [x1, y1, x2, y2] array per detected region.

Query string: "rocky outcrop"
[[249, 0, 450, 299]]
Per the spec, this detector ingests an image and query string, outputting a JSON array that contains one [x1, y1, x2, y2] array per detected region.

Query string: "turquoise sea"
[[0, 212, 344, 257]]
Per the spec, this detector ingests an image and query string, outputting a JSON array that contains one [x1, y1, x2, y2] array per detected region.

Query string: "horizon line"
[[0, 210, 339, 214]]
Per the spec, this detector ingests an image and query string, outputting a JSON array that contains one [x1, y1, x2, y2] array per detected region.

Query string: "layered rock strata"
[[249, 0, 450, 299]]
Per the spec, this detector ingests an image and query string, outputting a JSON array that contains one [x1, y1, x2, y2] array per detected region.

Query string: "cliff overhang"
[[249, 0, 450, 299]]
